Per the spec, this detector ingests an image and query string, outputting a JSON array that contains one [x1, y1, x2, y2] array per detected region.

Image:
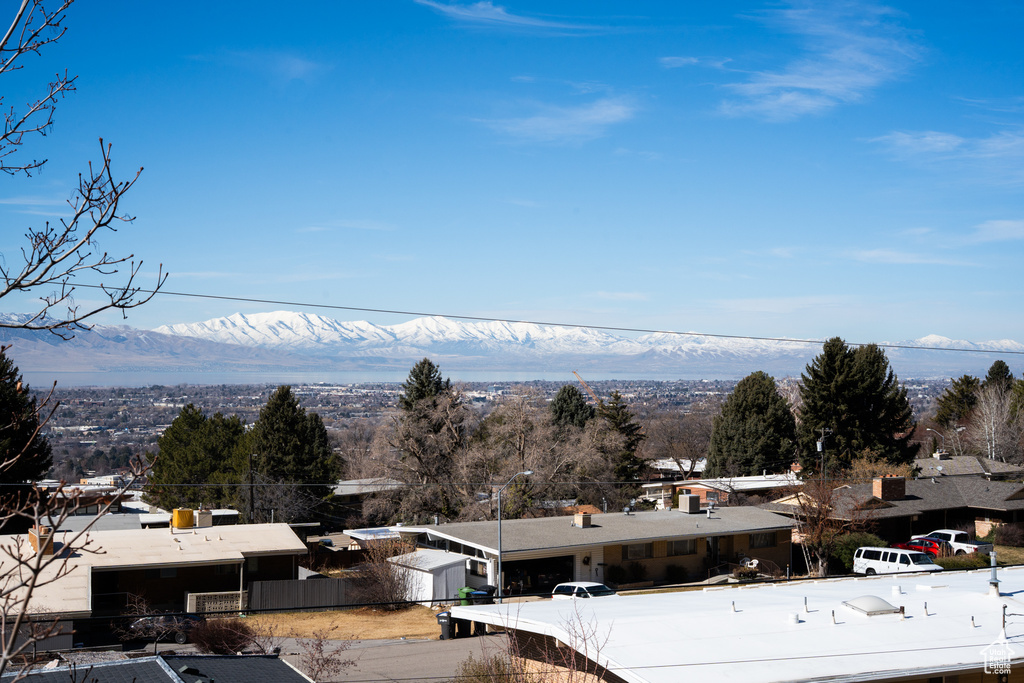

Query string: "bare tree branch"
[[1, 1, 166, 336]]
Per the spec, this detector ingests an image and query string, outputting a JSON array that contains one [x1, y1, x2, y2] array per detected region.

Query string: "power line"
[[72, 283, 1024, 356]]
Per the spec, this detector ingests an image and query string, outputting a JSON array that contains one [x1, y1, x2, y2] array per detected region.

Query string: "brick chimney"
[[873, 475, 906, 501], [28, 525, 54, 556]]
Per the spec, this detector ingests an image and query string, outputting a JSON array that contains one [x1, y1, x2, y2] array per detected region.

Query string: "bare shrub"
[[996, 524, 1024, 548], [296, 626, 355, 682], [190, 618, 255, 655], [351, 538, 414, 611], [455, 651, 534, 683]]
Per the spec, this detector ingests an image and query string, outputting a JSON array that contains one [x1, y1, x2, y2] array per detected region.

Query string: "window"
[[469, 560, 488, 577], [625, 543, 653, 560], [668, 539, 696, 556], [749, 532, 777, 549], [899, 554, 910, 566], [863, 550, 881, 561], [706, 491, 720, 502]]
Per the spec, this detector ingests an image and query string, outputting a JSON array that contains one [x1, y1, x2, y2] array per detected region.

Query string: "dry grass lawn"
[[994, 545, 1024, 565], [250, 606, 442, 641]]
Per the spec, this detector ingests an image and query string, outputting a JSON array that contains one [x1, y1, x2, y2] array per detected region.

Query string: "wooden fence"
[[248, 578, 355, 612]]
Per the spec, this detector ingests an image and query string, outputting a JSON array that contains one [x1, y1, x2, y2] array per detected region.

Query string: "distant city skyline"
[[2, 2, 1023, 346]]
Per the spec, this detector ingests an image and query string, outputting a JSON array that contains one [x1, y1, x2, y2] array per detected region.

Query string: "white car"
[[853, 547, 943, 575], [551, 582, 617, 599]]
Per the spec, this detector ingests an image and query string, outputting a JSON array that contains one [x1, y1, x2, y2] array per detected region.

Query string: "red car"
[[892, 537, 951, 558]]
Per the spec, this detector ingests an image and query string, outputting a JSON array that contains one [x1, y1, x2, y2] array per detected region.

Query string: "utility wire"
[[72, 283, 1024, 356]]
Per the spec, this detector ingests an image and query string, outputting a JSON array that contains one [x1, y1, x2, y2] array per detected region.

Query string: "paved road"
[[279, 633, 509, 683]]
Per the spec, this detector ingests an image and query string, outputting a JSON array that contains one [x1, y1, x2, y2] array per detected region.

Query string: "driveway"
[[280, 633, 509, 682]]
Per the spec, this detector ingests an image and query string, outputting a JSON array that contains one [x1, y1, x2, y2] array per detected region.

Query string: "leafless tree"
[[1, 0, 165, 336], [643, 407, 714, 479], [785, 475, 874, 577], [350, 537, 414, 612], [363, 391, 470, 523], [967, 383, 1024, 463]]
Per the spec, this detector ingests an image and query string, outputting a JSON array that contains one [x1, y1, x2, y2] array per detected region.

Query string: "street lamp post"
[[496, 470, 533, 604], [925, 427, 945, 454]]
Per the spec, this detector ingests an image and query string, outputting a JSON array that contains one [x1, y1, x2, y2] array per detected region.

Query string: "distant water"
[[23, 369, 701, 388]]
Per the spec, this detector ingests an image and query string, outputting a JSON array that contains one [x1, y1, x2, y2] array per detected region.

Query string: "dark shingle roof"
[[764, 475, 1024, 521], [163, 655, 311, 683], [4, 655, 311, 683]]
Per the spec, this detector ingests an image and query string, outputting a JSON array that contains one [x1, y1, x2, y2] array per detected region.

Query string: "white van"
[[853, 547, 944, 575]]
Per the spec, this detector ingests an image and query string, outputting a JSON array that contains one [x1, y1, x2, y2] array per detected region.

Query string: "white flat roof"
[[1, 523, 306, 617], [452, 566, 1024, 683]]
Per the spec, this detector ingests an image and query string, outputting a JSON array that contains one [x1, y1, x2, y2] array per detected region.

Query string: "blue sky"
[[2, 1, 1023, 344]]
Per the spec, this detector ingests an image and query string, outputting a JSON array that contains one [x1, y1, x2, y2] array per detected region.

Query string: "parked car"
[[892, 537, 952, 558], [853, 547, 944, 575], [128, 614, 204, 644], [551, 582, 618, 599], [911, 529, 993, 555]]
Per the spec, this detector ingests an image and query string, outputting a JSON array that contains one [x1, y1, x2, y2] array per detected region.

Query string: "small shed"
[[388, 548, 467, 604]]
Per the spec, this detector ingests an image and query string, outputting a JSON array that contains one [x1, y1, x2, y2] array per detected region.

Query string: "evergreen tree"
[[598, 391, 647, 488], [399, 358, 451, 411], [0, 348, 52, 485], [550, 385, 595, 430], [934, 375, 980, 428], [983, 360, 1015, 393], [706, 371, 796, 477], [798, 338, 917, 472], [249, 386, 338, 516], [146, 405, 245, 511]]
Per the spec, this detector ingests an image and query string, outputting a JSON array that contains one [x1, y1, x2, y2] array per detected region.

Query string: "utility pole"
[[249, 453, 256, 523], [817, 428, 832, 483]]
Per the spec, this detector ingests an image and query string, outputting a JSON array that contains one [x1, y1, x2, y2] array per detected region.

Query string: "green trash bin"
[[458, 586, 475, 606]]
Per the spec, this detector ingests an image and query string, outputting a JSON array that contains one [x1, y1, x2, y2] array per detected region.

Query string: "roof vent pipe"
[[990, 551, 1000, 596]]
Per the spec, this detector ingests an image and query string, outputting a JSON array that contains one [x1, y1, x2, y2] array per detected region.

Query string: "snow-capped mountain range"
[[3, 310, 1022, 385]]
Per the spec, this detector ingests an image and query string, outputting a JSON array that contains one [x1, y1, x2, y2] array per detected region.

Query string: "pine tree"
[[399, 358, 451, 411], [550, 385, 595, 430], [798, 338, 917, 472], [250, 386, 337, 514], [146, 405, 246, 511], [706, 371, 796, 477], [983, 360, 1015, 393], [0, 348, 52, 485], [934, 375, 980, 428], [598, 391, 647, 488]]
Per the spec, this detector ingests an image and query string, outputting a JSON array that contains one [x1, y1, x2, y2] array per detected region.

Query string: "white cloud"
[[872, 129, 1024, 182], [968, 219, 1024, 243], [0, 196, 65, 206], [720, 3, 921, 121], [201, 50, 331, 84], [297, 219, 396, 233], [713, 295, 848, 315], [414, 1, 593, 31], [593, 291, 649, 302], [660, 56, 699, 68], [851, 248, 972, 266], [480, 97, 635, 142]]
